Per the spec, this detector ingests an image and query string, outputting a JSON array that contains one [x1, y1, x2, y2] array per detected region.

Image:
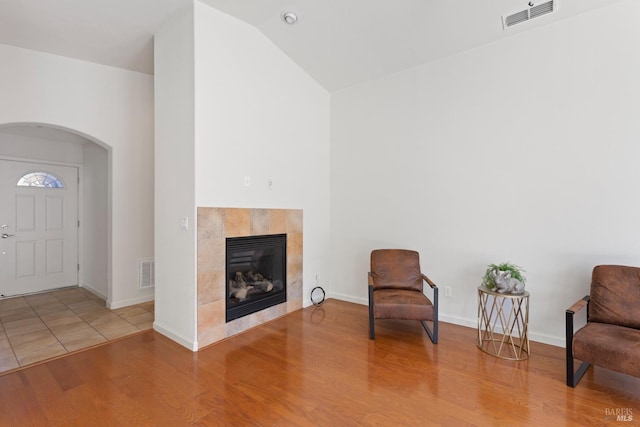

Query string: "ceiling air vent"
[[503, 1, 556, 29]]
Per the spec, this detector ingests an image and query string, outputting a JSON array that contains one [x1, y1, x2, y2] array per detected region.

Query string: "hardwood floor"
[[0, 299, 637, 426]]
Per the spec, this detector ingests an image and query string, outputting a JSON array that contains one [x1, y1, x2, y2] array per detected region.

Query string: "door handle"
[[1, 233, 14, 239]]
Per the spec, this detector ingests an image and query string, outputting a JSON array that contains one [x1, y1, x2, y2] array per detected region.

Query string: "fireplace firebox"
[[226, 234, 287, 322]]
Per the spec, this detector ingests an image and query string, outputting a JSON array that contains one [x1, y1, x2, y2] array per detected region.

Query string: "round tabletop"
[[478, 286, 529, 298]]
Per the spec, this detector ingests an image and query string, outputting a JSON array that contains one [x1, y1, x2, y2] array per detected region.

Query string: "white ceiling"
[[0, 0, 625, 91], [0, 0, 189, 75]]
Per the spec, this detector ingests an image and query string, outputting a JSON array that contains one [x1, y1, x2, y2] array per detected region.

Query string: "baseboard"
[[439, 313, 476, 329], [79, 284, 107, 300], [528, 332, 565, 348], [327, 294, 565, 348], [153, 321, 198, 351], [107, 294, 154, 309], [327, 292, 367, 306]]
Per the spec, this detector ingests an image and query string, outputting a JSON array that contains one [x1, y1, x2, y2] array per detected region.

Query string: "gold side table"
[[477, 286, 530, 360]]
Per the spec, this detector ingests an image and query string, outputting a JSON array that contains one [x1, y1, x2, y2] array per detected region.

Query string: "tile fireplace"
[[197, 208, 302, 348]]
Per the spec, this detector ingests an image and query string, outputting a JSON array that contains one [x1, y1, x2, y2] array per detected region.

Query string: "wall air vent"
[[139, 259, 155, 289], [503, 1, 556, 29]]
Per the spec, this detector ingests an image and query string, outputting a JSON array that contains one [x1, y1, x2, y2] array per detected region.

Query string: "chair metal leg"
[[369, 285, 375, 340], [421, 285, 438, 344], [568, 360, 591, 387], [433, 286, 438, 344], [369, 315, 375, 339], [565, 306, 590, 386], [421, 320, 437, 344]]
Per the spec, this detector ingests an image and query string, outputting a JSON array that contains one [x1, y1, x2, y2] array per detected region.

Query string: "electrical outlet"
[[444, 286, 453, 297], [179, 217, 189, 230]]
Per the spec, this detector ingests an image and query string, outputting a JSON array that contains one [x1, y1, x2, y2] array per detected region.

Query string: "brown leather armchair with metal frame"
[[566, 265, 640, 387], [368, 249, 438, 343]]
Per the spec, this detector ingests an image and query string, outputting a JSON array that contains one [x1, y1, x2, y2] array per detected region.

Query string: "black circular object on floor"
[[310, 286, 325, 306]]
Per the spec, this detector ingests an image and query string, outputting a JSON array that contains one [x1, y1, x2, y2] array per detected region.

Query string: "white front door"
[[0, 159, 78, 297]]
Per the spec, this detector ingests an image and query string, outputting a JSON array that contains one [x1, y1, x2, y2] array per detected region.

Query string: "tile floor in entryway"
[[0, 287, 154, 374]]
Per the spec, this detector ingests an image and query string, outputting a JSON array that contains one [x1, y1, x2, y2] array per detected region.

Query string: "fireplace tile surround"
[[197, 207, 303, 348]]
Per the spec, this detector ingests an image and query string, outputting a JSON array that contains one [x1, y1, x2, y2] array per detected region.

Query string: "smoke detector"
[[281, 12, 298, 25], [503, 1, 556, 29]]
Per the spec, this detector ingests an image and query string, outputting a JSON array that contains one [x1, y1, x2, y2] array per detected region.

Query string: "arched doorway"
[[0, 123, 111, 300], [0, 123, 155, 373]]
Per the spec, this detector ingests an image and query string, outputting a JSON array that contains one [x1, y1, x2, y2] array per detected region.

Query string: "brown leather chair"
[[368, 249, 438, 343], [566, 265, 640, 387]]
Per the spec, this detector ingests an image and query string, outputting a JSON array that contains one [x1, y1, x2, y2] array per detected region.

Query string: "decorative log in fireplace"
[[226, 233, 287, 322]]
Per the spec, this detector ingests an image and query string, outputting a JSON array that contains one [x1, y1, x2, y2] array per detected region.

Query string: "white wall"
[[153, 1, 331, 350], [193, 3, 331, 306], [330, 0, 640, 346], [0, 43, 155, 309], [0, 132, 83, 164], [82, 142, 109, 298], [154, 5, 197, 349]]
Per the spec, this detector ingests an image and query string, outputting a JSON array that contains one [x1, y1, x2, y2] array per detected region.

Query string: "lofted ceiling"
[[0, 0, 626, 91]]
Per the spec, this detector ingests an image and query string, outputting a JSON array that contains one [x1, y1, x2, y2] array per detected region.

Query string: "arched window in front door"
[[16, 172, 65, 188]]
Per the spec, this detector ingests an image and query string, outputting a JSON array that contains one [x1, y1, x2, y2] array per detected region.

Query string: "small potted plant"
[[482, 262, 526, 294]]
